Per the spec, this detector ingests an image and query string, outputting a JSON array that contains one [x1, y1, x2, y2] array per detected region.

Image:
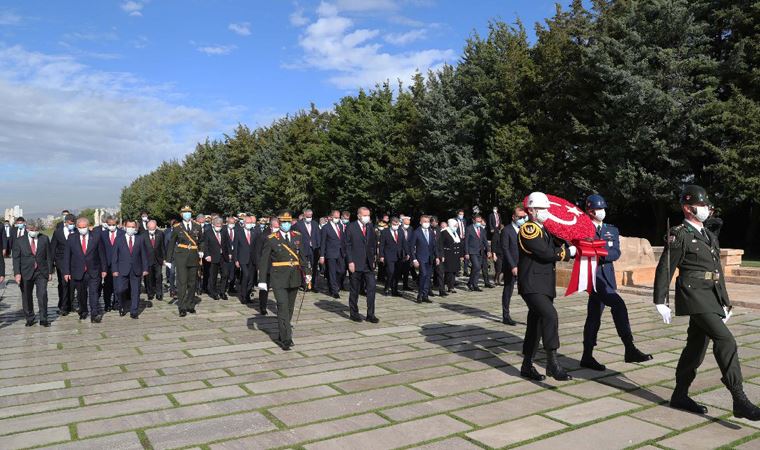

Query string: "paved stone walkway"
[[2, 266, 760, 449]]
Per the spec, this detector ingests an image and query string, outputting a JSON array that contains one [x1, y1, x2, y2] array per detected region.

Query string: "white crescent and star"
[[546, 201, 582, 226]]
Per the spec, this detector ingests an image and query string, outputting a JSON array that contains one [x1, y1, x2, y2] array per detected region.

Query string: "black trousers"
[[468, 254, 483, 288], [676, 312, 743, 390], [117, 273, 141, 316], [400, 260, 416, 288], [258, 272, 270, 311], [494, 257, 503, 282], [56, 265, 73, 311], [239, 261, 255, 302], [74, 272, 102, 316], [326, 257, 345, 295], [309, 248, 320, 289], [145, 264, 163, 299], [435, 262, 445, 294], [102, 271, 116, 309], [501, 271, 516, 320], [201, 260, 210, 293], [583, 291, 633, 349], [273, 287, 298, 344], [21, 272, 48, 322], [384, 259, 400, 293], [224, 260, 237, 292], [522, 293, 560, 358], [444, 272, 457, 291], [208, 261, 229, 298], [349, 270, 376, 318]]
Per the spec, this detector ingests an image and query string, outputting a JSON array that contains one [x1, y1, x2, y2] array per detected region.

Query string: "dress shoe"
[[546, 350, 572, 381], [260, 308, 268, 316], [485, 283, 495, 288], [422, 297, 432, 303], [148, 295, 154, 301], [279, 341, 292, 351], [40, 321, 50, 327], [179, 309, 187, 317], [392, 291, 402, 297], [220, 293, 228, 300], [145, 301, 152, 308], [25, 320, 35, 327], [91, 315, 102, 323], [349, 315, 363, 322], [210, 294, 219, 300], [429, 292, 436, 297], [402, 285, 411, 291], [60, 310, 70, 316], [130, 313, 139, 319], [439, 291, 448, 297], [79, 312, 88, 320], [415, 297, 422, 304], [105, 306, 112, 312], [730, 386, 760, 420], [383, 289, 391, 296], [119, 310, 127, 317], [366, 315, 380, 324], [332, 293, 340, 299], [520, 362, 546, 381], [473, 287, 483, 292], [502, 316, 517, 326], [156, 295, 163, 300], [188, 308, 196, 314], [670, 387, 708, 414], [624, 346, 653, 363], [449, 289, 457, 294], [580, 356, 606, 371]]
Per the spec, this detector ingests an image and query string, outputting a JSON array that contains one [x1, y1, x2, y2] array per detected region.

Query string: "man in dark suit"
[[143, 220, 165, 301], [112, 221, 149, 319], [487, 206, 501, 239], [51, 214, 76, 314], [500, 207, 526, 326], [319, 210, 346, 299], [379, 216, 405, 296], [63, 217, 107, 322], [295, 209, 320, 292], [465, 215, 491, 291], [410, 215, 439, 303], [2, 220, 11, 256], [163, 220, 177, 299], [8, 216, 27, 295], [138, 211, 150, 235], [234, 216, 261, 308], [100, 216, 122, 312], [12, 224, 53, 327], [204, 217, 231, 300], [345, 207, 379, 323], [224, 215, 239, 295], [399, 216, 416, 291]]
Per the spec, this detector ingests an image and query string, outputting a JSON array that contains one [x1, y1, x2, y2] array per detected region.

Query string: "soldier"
[[257, 211, 311, 351], [165, 206, 205, 317], [581, 194, 652, 371], [518, 192, 576, 382], [654, 185, 760, 420]]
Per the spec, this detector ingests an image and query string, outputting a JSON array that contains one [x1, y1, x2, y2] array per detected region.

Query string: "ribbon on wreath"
[[565, 239, 609, 296]]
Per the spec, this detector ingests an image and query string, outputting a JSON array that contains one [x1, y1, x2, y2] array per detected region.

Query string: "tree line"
[[121, 0, 760, 254]]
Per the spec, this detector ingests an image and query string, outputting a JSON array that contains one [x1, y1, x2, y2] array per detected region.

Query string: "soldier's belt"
[[272, 261, 300, 267], [177, 244, 198, 250], [682, 271, 720, 281]]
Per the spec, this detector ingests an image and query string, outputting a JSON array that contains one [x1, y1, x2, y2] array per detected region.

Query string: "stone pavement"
[[3, 267, 760, 449]]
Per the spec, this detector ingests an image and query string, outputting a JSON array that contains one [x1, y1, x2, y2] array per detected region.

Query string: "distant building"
[[3, 205, 23, 222]]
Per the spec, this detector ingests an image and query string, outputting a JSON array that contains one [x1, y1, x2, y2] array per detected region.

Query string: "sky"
[[0, 0, 570, 215]]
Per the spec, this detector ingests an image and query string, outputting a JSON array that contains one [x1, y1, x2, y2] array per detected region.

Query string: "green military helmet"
[[679, 185, 712, 206]]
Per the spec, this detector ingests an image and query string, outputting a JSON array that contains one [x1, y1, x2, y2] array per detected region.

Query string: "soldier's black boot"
[[729, 385, 760, 421], [520, 357, 545, 381], [580, 346, 606, 372], [623, 339, 653, 363], [546, 350, 572, 381], [670, 385, 708, 414]]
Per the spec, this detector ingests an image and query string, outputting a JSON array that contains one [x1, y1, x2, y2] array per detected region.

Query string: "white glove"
[[723, 306, 732, 324], [257, 283, 268, 291], [198, 252, 204, 258], [164, 262, 172, 270], [656, 304, 672, 324], [305, 275, 312, 285], [568, 246, 577, 257]]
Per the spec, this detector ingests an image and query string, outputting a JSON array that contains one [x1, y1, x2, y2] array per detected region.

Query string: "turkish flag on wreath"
[[521, 194, 608, 296]]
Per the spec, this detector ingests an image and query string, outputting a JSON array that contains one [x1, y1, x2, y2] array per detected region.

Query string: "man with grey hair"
[[345, 207, 379, 323], [13, 223, 53, 327], [63, 217, 107, 322], [101, 215, 122, 312], [144, 219, 165, 301], [204, 216, 231, 300]]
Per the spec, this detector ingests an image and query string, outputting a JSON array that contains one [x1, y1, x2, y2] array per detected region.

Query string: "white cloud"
[[0, 9, 22, 25], [228, 22, 251, 36], [384, 28, 426, 45], [120, 1, 144, 17], [0, 45, 240, 211], [289, 6, 309, 26], [292, 1, 453, 89], [334, 0, 398, 12], [196, 44, 236, 55]]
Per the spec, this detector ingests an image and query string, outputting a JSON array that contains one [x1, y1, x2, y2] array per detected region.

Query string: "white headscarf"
[[447, 219, 461, 243]]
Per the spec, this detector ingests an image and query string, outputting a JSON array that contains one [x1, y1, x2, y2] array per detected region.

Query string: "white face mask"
[[305, 217, 312, 223], [403, 224, 410, 229], [77, 227, 89, 235], [593, 209, 606, 222], [227, 223, 235, 229], [28, 231, 39, 238], [332, 217, 340, 224], [213, 226, 222, 232], [391, 225, 399, 231], [421, 222, 430, 229], [534, 209, 550, 224], [245, 223, 255, 230], [108, 225, 116, 232], [360, 215, 370, 225], [694, 206, 710, 222], [125, 227, 137, 236]]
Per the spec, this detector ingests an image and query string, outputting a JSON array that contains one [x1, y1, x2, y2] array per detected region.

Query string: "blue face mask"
[[16, 223, 25, 229], [182, 212, 192, 221], [341, 219, 349, 224], [280, 222, 292, 232], [515, 217, 527, 227], [67, 223, 75, 231]]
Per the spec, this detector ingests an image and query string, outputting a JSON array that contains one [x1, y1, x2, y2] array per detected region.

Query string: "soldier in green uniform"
[[257, 211, 311, 351], [166, 206, 205, 317], [654, 185, 760, 420]]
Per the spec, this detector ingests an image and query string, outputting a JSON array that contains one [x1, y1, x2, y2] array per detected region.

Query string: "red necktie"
[[361, 224, 366, 237], [31, 238, 38, 270], [110, 231, 115, 245], [336, 224, 341, 239], [150, 234, 155, 248], [229, 229, 233, 241], [476, 227, 481, 239], [128, 236, 133, 254], [393, 230, 398, 242], [246, 230, 250, 244], [81, 235, 87, 254], [215, 231, 221, 244]]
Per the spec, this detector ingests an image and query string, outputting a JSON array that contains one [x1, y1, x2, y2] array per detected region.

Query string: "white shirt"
[[182, 220, 193, 231], [512, 222, 520, 233], [280, 230, 291, 242]]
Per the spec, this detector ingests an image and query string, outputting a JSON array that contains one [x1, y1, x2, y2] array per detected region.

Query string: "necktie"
[[246, 230, 250, 244], [361, 225, 366, 237], [128, 236, 133, 254], [597, 225, 602, 237], [701, 228, 710, 244], [110, 231, 115, 245], [215, 231, 221, 245], [229, 229, 233, 241], [150, 234, 156, 248], [286, 232, 291, 244], [424, 229, 428, 243], [393, 229, 397, 242], [81, 235, 87, 254], [495, 214, 499, 226], [31, 237, 38, 270], [476, 227, 480, 239], [335, 224, 341, 239]]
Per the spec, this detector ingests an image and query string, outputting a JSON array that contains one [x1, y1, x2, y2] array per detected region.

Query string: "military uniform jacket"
[[654, 221, 729, 316], [517, 221, 571, 298], [258, 231, 311, 289], [166, 221, 205, 268]]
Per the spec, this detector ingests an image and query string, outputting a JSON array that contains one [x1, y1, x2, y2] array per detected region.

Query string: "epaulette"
[[291, 230, 300, 235], [519, 222, 542, 240], [173, 223, 180, 228], [269, 233, 277, 239], [665, 225, 686, 248]]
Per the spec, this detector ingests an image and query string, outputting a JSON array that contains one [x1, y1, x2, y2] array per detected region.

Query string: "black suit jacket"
[[500, 225, 519, 270], [319, 222, 345, 259], [464, 225, 489, 255], [379, 227, 404, 262], [517, 221, 571, 298], [13, 234, 53, 279], [345, 221, 377, 272], [63, 232, 108, 280], [8, 228, 26, 259], [234, 227, 261, 266], [144, 230, 165, 266], [51, 226, 74, 267], [488, 212, 501, 233], [204, 228, 231, 264]]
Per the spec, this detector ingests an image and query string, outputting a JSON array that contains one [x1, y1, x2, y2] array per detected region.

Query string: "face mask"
[[458, 214, 464, 220], [360, 216, 370, 224], [305, 218, 312, 223], [694, 206, 710, 222], [493, 208, 498, 213], [259, 224, 265, 230], [125, 227, 137, 236], [28, 231, 39, 238], [535, 209, 550, 223], [245, 223, 255, 230], [16, 223, 25, 229], [142, 216, 148, 221], [593, 209, 606, 222], [67, 223, 75, 231], [421, 222, 430, 229], [341, 219, 349, 224], [227, 223, 235, 229], [78, 227, 89, 235], [515, 217, 527, 227], [108, 225, 117, 232], [403, 224, 410, 229], [391, 225, 399, 231], [213, 226, 222, 232], [280, 222, 292, 232]]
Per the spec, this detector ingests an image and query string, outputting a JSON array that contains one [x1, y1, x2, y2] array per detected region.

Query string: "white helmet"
[[527, 192, 550, 209]]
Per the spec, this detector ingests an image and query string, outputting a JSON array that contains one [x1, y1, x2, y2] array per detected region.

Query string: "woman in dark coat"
[[439, 219, 463, 293]]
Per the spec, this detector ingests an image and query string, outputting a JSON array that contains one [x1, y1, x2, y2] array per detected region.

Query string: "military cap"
[[278, 210, 293, 222], [180, 205, 192, 213]]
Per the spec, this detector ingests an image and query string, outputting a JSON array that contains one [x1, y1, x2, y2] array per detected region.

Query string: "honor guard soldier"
[[518, 192, 576, 382], [581, 194, 652, 371], [257, 211, 311, 351], [166, 206, 205, 317], [654, 185, 760, 420]]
